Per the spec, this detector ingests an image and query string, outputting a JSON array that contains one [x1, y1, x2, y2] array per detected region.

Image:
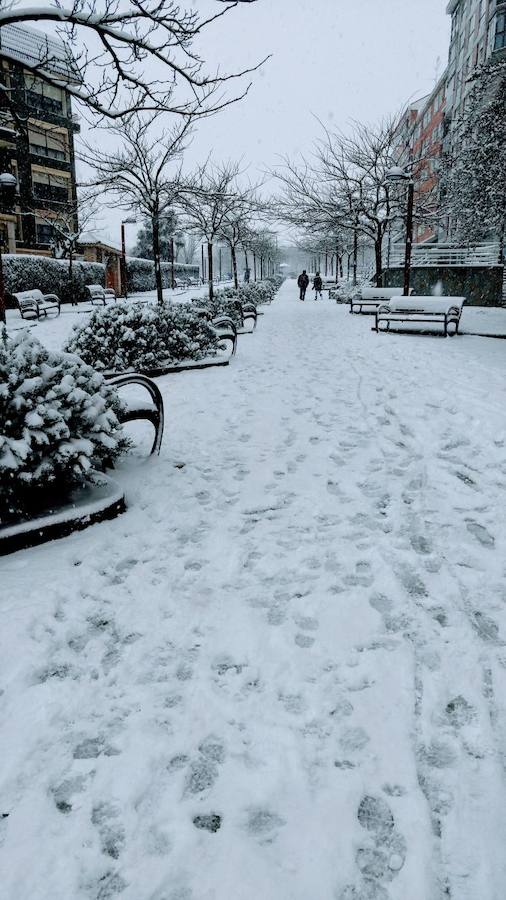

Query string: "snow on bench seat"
[[374, 295, 466, 337]]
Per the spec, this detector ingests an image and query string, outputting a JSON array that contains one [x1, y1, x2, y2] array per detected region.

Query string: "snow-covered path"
[[2, 280, 506, 900]]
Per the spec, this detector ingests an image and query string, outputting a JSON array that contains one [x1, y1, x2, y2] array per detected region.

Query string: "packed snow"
[[1, 280, 506, 900]]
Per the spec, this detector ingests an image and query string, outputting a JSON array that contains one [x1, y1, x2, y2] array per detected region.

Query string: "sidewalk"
[[2, 280, 506, 900]]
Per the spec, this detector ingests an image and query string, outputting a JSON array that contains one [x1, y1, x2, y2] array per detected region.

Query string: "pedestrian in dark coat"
[[313, 273, 323, 300], [297, 270, 309, 301]]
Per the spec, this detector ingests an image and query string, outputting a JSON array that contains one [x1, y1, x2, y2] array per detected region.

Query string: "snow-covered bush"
[[65, 302, 221, 372], [332, 278, 372, 303], [0, 329, 129, 522], [3, 254, 105, 306], [192, 295, 245, 327], [126, 257, 199, 293]]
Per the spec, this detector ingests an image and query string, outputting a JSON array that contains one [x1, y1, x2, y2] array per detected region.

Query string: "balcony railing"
[[388, 242, 502, 268]]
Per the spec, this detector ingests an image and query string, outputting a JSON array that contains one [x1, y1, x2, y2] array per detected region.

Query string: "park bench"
[[241, 302, 258, 329], [212, 315, 238, 356], [14, 289, 60, 320], [86, 284, 115, 305], [373, 295, 466, 337], [350, 287, 413, 314], [106, 373, 164, 455]]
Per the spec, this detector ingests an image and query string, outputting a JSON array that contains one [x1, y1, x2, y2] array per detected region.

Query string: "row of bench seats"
[[345, 287, 465, 337], [14, 285, 117, 320]]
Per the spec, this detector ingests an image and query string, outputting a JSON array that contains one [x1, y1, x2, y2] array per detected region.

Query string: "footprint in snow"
[[471, 611, 501, 643], [443, 696, 477, 729], [466, 520, 495, 547], [91, 802, 126, 860], [246, 808, 285, 843], [339, 727, 370, 754], [295, 633, 315, 649], [354, 795, 407, 885]]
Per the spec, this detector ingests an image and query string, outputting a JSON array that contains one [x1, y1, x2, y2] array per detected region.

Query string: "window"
[[36, 222, 55, 244], [28, 128, 68, 162], [24, 74, 67, 115], [495, 12, 506, 49], [32, 168, 70, 202]]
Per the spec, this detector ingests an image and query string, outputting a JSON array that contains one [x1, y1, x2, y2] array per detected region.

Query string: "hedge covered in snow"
[[126, 257, 200, 293], [3, 254, 106, 307], [65, 302, 221, 373], [0, 329, 129, 522], [331, 278, 372, 303]]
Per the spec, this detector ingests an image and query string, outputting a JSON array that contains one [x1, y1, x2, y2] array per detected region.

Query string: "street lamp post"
[[385, 166, 415, 297], [0, 172, 17, 325], [170, 237, 175, 290], [120, 217, 137, 299]]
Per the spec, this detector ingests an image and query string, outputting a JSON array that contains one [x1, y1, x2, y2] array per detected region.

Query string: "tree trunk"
[[335, 242, 339, 285], [253, 253, 257, 281], [231, 245, 238, 289], [207, 241, 214, 301], [69, 247, 75, 305], [152, 214, 163, 304], [374, 238, 383, 287], [352, 224, 358, 286]]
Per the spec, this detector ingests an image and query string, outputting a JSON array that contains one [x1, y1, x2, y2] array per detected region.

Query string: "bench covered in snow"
[[14, 289, 61, 320], [350, 287, 413, 314], [373, 296, 466, 337], [212, 315, 238, 356], [86, 284, 116, 305], [106, 373, 164, 455]]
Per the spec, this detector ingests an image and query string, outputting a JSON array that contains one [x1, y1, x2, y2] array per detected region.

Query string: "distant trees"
[[180, 161, 253, 299], [0, 1, 267, 122], [442, 60, 506, 251], [274, 116, 439, 285]]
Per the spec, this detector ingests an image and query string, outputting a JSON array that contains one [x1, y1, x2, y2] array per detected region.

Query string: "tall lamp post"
[[120, 217, 137, 299], [0, 172, 17, 325], [385, 166, 415, 297]]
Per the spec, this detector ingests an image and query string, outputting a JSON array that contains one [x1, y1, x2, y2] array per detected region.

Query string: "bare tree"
[[83, 115, 191, 303], [274, 116, 440, 286], [0, 1, 268, 122], [36, 193, 98, 303], [218, 191, 263, 288], [180, 160, 252, 300]]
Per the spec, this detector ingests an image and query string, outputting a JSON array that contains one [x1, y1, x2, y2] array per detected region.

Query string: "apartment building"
[[0, 23, 80, 254], [392, 73, 447, 244], [446, 0, 506, 123]]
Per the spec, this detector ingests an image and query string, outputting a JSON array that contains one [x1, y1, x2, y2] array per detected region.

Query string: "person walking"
[[313, 272, 323, 300], [297, 270, 309, 301]]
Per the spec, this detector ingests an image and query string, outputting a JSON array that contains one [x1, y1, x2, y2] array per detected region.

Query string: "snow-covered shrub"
[[192, 294, 245, 327], [65, 302, 221, 373], [126, 257, 200, 293], [0, 329, 129, 522], [332, 278, 372, 303], [3, 254, 106, 306]]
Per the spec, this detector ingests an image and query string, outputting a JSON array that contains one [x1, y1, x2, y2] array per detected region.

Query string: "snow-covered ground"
[[1, 280, 506, 900]]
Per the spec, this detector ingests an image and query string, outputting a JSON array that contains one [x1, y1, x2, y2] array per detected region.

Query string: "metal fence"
[[388, 242, 502, 268]]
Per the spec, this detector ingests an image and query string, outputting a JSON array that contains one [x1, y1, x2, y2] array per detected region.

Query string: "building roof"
[[0, 22, 80, 82], [79, 230, 122, 253]]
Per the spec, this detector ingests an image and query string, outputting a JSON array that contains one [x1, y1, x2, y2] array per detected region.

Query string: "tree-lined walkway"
[[2, 280, 506, 900]]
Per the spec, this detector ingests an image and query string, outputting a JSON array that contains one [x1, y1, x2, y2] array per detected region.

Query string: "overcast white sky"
[[74, 0, 452, 247]]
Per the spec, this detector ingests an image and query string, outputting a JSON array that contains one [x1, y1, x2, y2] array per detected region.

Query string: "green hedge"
[[3, 254, 106, 307]]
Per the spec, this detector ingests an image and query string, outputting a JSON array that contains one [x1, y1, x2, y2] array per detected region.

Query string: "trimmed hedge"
[[65, 302, 221, 373], [3, 254, 106, 307], [126, 257, 200, 293], [0, 328, 129, 522]]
